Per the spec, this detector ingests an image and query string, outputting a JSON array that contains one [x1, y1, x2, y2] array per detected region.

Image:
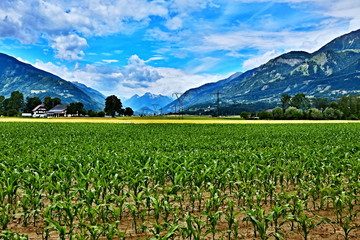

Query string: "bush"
[[306, 108, 324, 120], [271, 107, 284, 119], [285, 107, 303, 119], [97, 111, 106, 117], [258, 111, 272, 119], [323, 107, 343, 120], [240, 112, 250, 119], [7, 109, 19, 117], [87, 110, 97, 117]]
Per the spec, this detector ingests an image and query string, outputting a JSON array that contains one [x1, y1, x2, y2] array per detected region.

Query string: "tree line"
[[0, 91, 134, 117], [245, 93, 360, 120]]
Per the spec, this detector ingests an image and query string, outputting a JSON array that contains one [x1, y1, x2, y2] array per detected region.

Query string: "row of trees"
[[0, 91, 134, 117], [104, 95, 134, 117], [252, 93, 360, 120]]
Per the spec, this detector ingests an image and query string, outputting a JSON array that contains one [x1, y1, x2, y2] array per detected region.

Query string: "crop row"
[[0, 123, 359, 239]]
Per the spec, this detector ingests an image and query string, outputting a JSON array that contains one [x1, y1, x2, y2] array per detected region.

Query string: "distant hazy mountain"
[[0, 53, 105, 111], [165, 29, 360, 113], [124, 92, 173, 112]]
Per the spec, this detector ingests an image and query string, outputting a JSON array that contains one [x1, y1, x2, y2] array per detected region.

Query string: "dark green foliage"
[[87, 109, 97, 117], [258, 111, 272, 119], [311, 98, 329, 110], [7, 91, 24, 112], [97, 111, 105, 117], [306, 108, 324, 120], [271, 107, 284, 119], [285, 107, 303, 119], [124, 107, 134, 116], [337, 95, 360, 119], [105, 95, 122, 117], [67, 102, 85, 115], [240, 111, 250, 119], [281, 94, 291, 109], [290, 93, 310, 110], [44, 96, 61, 110], [24, 97, 42, 112]]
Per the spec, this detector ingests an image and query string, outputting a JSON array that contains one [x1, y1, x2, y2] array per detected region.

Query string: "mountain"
[[124, 92, 173, 113], [0, 53, 105, 111], [165, 29, 360, 113]]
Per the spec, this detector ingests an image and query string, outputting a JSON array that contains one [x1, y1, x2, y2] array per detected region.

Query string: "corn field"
[[0, 123, 359, 239]]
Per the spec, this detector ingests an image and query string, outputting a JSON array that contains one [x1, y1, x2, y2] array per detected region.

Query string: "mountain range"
[[1, 29, 359, 114], [123, 92, 173, 113], [0, 53, 105, 111], [165, 29, 360, 114]]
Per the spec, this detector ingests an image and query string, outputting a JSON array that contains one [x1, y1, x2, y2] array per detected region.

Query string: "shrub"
[[97, 111, 106, 117], [306, 108, 324, 120], [285, 107, 303, 119], [240, 112, 250, 119], [323, 107, 343, 120], [258, 111, 272, 119], [272, 107, 284, 120]]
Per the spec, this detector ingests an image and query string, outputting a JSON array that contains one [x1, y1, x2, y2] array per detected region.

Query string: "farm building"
[[32, 105, 47, 118], [47, 104, 68, 117]]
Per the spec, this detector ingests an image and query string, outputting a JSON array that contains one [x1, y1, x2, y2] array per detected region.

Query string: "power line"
[[211, 90, 224, 116]]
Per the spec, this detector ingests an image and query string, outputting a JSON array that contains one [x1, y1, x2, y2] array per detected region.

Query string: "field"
[[0, 122, 359, 239], [1, 116, 360, 124]]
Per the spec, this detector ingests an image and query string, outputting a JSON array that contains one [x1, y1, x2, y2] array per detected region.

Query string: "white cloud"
[[102, 59, 119, 63], [124, 55, 163, 83], [165, 15, 184, 30], [199, 26, 352, 54], [34, 55, 228, 98], [51, 33, 88, 61], [242, 50, 282, 69]]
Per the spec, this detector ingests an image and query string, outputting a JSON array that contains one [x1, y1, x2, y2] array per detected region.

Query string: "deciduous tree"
[[105, 95, 122, 117]]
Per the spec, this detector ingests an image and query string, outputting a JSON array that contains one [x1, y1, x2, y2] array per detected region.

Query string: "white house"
[[32, 105, 47, 118]]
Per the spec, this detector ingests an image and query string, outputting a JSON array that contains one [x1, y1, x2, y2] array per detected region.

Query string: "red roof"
[[32, 105, 46, 112]]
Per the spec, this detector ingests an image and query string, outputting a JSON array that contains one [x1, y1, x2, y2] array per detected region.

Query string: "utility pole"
[[173, 93, 186, 119], [211, 90, 224, 117], [152, 104, 159, 116]]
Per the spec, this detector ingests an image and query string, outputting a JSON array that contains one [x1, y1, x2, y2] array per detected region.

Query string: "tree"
[[44, 96, 62, 110], [258, 111, 272, 119], [67, 102, 85, 115], [87, 109, 97, 117], [97, 111, 105, 117], [281, 94, 291, 109], [24, 97, 42, 112], [323, 107, 343, 120], [7, 91, 24, 112], [311, 98, 328, 110], [290, 93, 310, 110], [306, 108, 323, 120], [272, 107, 284, 120], [285, 107, 303, 119], [105, 95, 122, 117], [0, 95, 5, 112], [240, 111, 250, 119], [124, 107, 134, 116]]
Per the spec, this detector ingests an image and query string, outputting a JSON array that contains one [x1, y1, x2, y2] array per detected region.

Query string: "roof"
[[48, 104, 68, 114], [32, 104, 46, 112]]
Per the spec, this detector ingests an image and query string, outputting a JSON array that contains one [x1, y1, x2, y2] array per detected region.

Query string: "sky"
[[0, 0, 359, 99]]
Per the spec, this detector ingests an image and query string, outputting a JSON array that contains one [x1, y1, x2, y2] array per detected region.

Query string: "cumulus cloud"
[[124, 55, 163, 83], [165, 15, 184, 30], [51, 33, 88, 61], [34, 55, 228, 98]]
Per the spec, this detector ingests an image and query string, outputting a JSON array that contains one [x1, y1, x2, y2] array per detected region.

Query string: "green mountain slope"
[[0, 53, 105, 111], [167, 29, 360, 113]]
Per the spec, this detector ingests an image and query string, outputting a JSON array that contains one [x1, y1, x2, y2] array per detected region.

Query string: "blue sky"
[[0, 0, 359, 98]]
